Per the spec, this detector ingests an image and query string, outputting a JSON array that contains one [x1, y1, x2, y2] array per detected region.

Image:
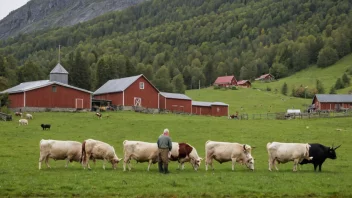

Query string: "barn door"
[[76, 98, 83, 109], [134, 97, 142, 106]]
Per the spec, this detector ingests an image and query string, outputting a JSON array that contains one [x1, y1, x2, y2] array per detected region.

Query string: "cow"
[[19, 119, 28, 125], [205, 140, 255, 171], [95, 112, 102, 119], [15, 112, 22, 117], [122, 140, 159, 171], [81, 139, 121, 170], [38, 139, 82, 170], [41, 124, 51, 130], [169, 142, 203, 171], [299, 143, 341, 172], [267, 142, 313, 172], [26, 113, 33, 119]]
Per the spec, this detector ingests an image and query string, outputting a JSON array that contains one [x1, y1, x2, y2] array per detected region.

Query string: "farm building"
[[213, 76, 237, 87], [255, 73, 275, 81], [192, 101, 229, 117], [237, 80, 251, 88], [93, 74, 159, 110], [159, 92, 192, 113], [0, 63, 92, 111], [312, 94, 352, 111]]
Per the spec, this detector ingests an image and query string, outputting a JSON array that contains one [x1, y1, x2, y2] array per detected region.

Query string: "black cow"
[[41, 124, 51, 130], [300, 143, 341, 172]]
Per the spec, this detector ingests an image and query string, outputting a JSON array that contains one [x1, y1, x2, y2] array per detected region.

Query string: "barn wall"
[[192, 105, 211, 115], [165, 98, 192, 113], [25, 85, 91, 109], [159, 95, 166, 110], [211, 105, 228, 117], [8, 93, 24, 108], [319, 102, 352, 110], [124, 76, 159, 108], [94, 92, 123, 106]]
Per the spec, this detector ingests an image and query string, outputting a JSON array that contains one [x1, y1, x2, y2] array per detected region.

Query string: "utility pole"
[[58, 44, 61, 63], [199, 80, 200, 90]]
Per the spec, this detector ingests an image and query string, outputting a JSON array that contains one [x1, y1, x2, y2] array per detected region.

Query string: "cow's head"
[[328, 144, 341, 159], [190, 157, 203, 171], [245, 156, 255, 171], [111, 156, 121, 169]]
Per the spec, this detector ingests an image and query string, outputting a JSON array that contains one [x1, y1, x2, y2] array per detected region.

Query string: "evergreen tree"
[[342, 73, 350, 86], [281, 82, 288, 96], [317, 47, 339, 68], [17, 60, 43, 82], [96, 58, 109, 88], [334, 78, 344, 90], [71, 51, 91, 90], [329, 87, 337, 94], [316, 79, 325, 94], [0, 55, 5, 77], [152, 66, 173, 92], [172, 74, 186, 94]]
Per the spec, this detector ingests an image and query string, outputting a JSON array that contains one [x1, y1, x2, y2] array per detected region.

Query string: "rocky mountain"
[[0, 0, 145, 40]]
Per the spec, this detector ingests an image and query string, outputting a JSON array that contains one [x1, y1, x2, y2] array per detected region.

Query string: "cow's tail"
[[81, 140, 86, 163], [305, 144, 310, 157]]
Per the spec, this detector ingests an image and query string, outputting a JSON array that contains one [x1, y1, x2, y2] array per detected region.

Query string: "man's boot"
[[164, 163, 170, 174], [158, 162, 164, 173]]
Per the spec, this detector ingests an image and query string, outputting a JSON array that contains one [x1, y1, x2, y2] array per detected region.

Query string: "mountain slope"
[[0, 0, 145, 40]]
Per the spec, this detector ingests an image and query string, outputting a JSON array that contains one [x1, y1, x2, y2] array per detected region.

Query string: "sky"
[[0, 0, 29, 20]]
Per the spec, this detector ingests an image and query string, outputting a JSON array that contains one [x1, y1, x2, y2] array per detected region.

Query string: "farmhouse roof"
[[255, 73, 273, 80], [50, 63, 68, 74], [237, 80, 251, 85], [214, 76, 235, 84], [314, 94, 352, 103], [160, 92, 191, 100], [0, 80, 92, 94], [192, 101, 229, 107]]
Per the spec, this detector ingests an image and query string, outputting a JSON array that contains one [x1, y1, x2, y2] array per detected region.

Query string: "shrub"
[[231, 86, 237, 90], [214, 85, 220, 90], [281, 82, 288, 96], [0, 106, 11, 114], [266, 86, 271, 91]]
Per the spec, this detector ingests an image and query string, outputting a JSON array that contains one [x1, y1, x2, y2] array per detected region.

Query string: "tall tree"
[[172, 74, 186, 93], [316, 79, 325, 94], [317, 47, 338, 68], [71, 50, 91, 90], [152, 66, 173, 92]]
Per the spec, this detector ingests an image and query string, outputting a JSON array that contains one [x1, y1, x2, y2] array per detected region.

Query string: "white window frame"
[[139, 82, 144, 89]]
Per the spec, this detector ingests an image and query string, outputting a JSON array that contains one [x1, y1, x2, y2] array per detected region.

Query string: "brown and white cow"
[[39, 139, 82, 170], [267, 142, 313, 172], [122, 140, 159, 171], [81, 139, 121, 170], [169, 142, 203, 171], [205, 140, 255, 171]]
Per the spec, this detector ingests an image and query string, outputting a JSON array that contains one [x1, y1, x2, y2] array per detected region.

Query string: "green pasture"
[[0, 111, 351, 197], [252, 54, 352, 94]]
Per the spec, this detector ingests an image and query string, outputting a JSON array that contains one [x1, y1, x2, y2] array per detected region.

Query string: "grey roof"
[[0, 80, 92, 94], [192, 101, 229, 107], [50, 63, 68, 74], [160, 92, 191, 100], [93, 74, 143, 95], [314, 94, 352, 103]]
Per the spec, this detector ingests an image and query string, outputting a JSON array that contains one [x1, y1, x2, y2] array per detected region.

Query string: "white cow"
[[266, 142, 313, 172], [18, 119, 28, 125], [38, 139, 82, 170], [205, 140, 255, 171], [123, 140, 159, 171], [81, 139, 121, 170], [26, 113, 33, 119], [169, 142, 203, 171]]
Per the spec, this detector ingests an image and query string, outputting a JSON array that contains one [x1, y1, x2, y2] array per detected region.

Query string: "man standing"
[[157, 128, 172, 174]]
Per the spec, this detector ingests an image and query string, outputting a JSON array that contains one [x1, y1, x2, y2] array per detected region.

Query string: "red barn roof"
[[237, 80, 250, 85], [255, 73, 274, 80], [214, 76, 236, 85]]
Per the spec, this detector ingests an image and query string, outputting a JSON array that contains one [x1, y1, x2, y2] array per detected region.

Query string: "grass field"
[[0, 111, 351, 197], [252, 54, 352, 94]]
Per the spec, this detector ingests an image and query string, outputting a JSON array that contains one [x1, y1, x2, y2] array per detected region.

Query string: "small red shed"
[[93, 74, 160, 109], [192, 101, 229, 117], [312, 94, 352, 111], [255, 73, 275, 81], [159, 92, 192, 113], [237, 80, 251, 88], [0, 80, 92, 111], [213, 76, 237, 87]]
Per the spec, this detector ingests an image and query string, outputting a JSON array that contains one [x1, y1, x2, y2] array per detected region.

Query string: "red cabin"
[[159, 92, 192, 113], [213, 76, 237, 87]]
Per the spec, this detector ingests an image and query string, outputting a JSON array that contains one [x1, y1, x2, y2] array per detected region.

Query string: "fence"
[[238, 110, 352, 120]]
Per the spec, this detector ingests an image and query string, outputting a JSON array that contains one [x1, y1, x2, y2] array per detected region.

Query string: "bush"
[[292, 86, 317, 98], [281, 82, 288, 96], [266, 86, 271, 91], [0, 106, 11, 114], [231, 86, 237, 90], [214, 85, 220, 90]]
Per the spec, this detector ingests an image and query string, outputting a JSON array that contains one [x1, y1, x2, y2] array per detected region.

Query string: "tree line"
[[0, 0, 351, 94]]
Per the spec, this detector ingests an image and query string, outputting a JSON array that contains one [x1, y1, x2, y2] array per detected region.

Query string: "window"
[[139, 82, 144, 89], [52, 85, 57, 92]]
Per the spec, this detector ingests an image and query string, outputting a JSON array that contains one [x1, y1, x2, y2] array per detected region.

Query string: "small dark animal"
[[41, 124, 51, 130], [96, 112, 102, 119], [300, 143, 341, 172]]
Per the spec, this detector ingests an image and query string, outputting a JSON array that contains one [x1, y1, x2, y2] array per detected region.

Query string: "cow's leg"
[[181, 162, 185, 170], [65, 158, 70, 168], [103, 159, 106, 170], [268, 157, 274, 171], [123, 158, 129, 171], [147, 159, 153, 171], [293, 159, 299, 172], [231, 158, 237, 171], [274, 160, 279, 171], [318, 164, 322, 172], [313, 163, 318, 171], [45, 157, 51, 168], [39, 154, 46, 170]]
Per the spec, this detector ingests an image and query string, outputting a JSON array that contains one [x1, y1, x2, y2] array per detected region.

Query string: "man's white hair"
[[163, 128, 169, 134]]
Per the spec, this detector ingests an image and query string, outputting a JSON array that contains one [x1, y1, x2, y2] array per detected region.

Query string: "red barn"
[[159, 92, 192, 113], [255, 73, 275, 81], [93, 74, 160, 109], [192, 101, 229, 117], [237, 80, 251, 88], [0, 80, 92, 111], [312, 94, 352, 111], [213, 76, 237, 87], [0, 63, 92, 111]]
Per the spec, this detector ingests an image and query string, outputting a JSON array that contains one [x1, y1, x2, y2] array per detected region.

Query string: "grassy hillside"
[[253, 54, 352, 94], [186, 87, 310, 114], [0, 112, 351, 197]]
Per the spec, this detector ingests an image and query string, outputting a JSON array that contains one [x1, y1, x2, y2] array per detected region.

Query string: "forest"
[[0, 0, 351, 93]]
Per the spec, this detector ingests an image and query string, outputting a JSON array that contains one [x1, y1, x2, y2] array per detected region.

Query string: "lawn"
[[0, 111, 351, 197]]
